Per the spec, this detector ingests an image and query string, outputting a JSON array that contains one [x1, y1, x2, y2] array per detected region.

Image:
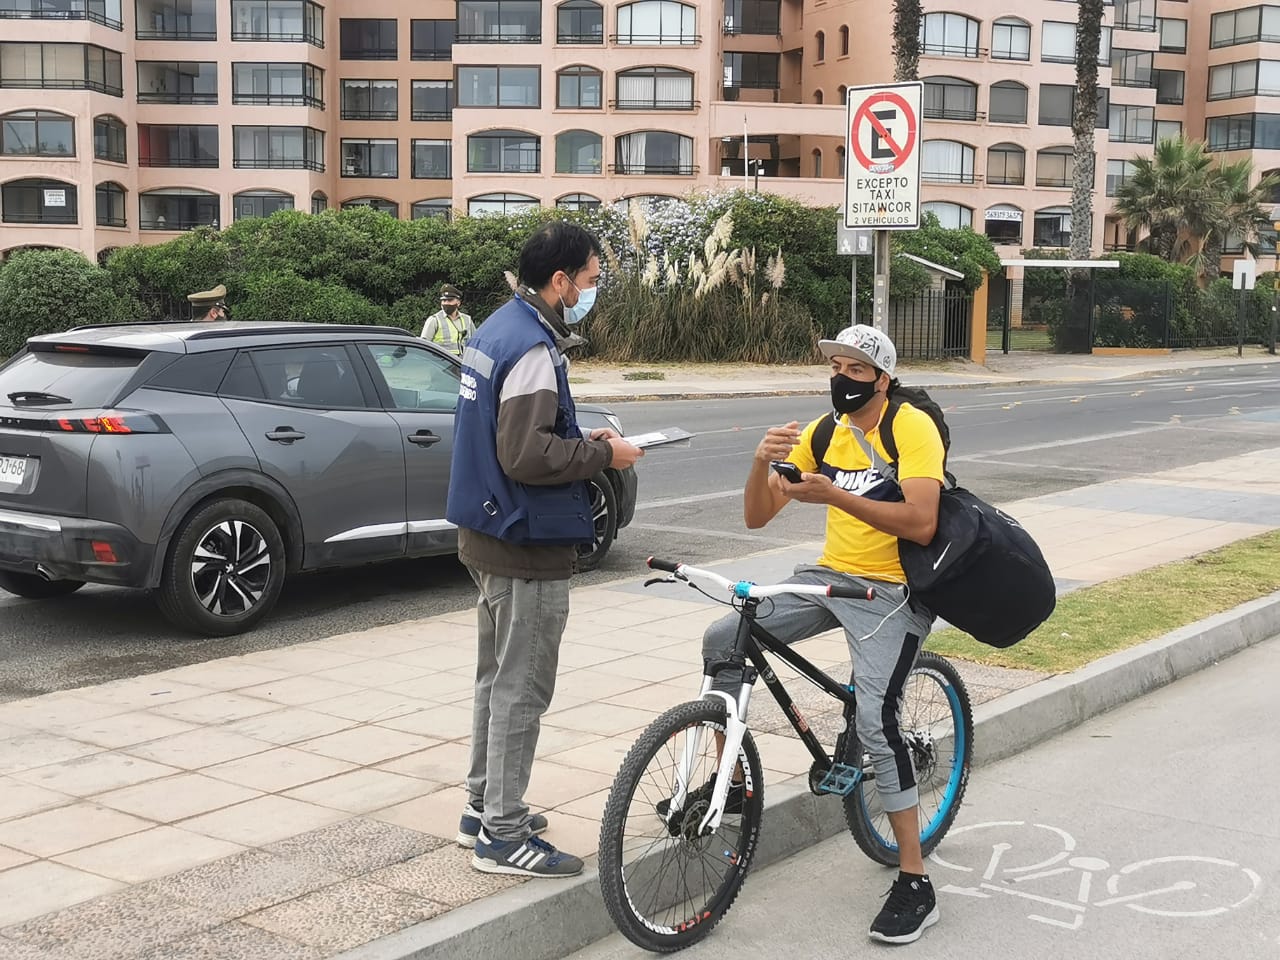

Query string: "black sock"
[[899, 871, 930, 883]]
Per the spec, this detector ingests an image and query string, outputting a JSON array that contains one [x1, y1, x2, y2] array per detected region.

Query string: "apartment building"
[[0, 0, 1275, 265]]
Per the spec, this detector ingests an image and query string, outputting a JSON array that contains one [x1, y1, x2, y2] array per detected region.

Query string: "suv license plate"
[[0, 456, 28, 487]]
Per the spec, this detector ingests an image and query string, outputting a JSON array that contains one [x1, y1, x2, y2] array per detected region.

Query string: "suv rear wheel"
[[157, 498, 286, 636], [576, 471, 619, 573], [0, 571, 85, 600]]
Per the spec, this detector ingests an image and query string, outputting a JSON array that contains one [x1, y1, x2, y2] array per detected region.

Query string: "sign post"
[[844, 81, 923, 333], [1233, 259, 1256, 357], [836, 225, 872, 323]]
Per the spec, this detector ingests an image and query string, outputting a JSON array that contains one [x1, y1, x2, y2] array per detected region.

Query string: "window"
[[983, 205, 1021, 245], [1035, 146, 1073, 187], [0, 43, 124, 96], [836, 145, 845, 176], [1211, 6, 1280, 47], [723, 0, 778, 35], [412, 198, 452, 220], [1, 178, 76, 224], [922, 201, 971, 230], [1206, 113, 1280, 151], [136, 61, 218, 103], [556, 129, 601, 173], [341, 197, 397, 216], [94, 115, 126, 162], [558, 66, 603, 108], [233, 126, 324, 170], [991, 17, 1029, 61], [139, 188, 218, 230], [987, 143, 1025, 185], [231, 0, 323, 45], [615, 66, 693, 109], [95, 183, 126, 227], [468, 192, 536, 215], [919, 13, 978, 58], [457, 65, 540, 107], [0, 0, 122, 29], [616, 1, 697, 45], [813, 89, 823, 104], [361, 343, 461, 413], [138, 124, 218, 167], [1, 110, 74, 157], [1155, 119, 1182, 143], [989, 81, 1027, 124], [1106, 159, 1136, 196], [557, 192, 600, 209], [467, 129, 539, 173], [922, 76, 977, 121], [839, 25, 848, 55], [1210, 61, 1280, 100], [921, 140, 975, 183], [1043, 21, 1111, 64], [457, 1, 540, 42], [1111, 48, 1152, 88], [1109, 104, 1153, 143], [412, 139, 451, 178], [838, 84, 846, 104], [135, 0, 216, 39], [244, 346, 367, 409], [1033, 206, 1072, 248], [559, 0, 603, 42], [1114, 0, 1155, 32], [232, 62, 323, 106], [342, 79, 398, 119], [233, 189, 293, 220], [812, 149, 823, 178], [311, 191, 327, 213], [412, 80, 453, 120], [614, 130, 694, 175], [1153, 69, 1184, 105], [1039, 84, 1109, 128], [1158, 17, 1187, 53], [341, 138, 398, 177], [340, 18, 397, 59], [723, 52, 779, 89], [411, 19, 455, 59], [815, 30, 825, 61]]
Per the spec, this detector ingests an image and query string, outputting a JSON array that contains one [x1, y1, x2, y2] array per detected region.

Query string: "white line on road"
[[634, 489, 745, 511], [952, 423, 1179, 461]]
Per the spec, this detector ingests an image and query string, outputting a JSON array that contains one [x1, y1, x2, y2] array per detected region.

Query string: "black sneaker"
[[656, 773, 745, 818], [868, 874, 939, 944]]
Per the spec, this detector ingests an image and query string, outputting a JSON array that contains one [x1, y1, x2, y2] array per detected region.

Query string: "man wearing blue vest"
[[447, 221, 644, 878]]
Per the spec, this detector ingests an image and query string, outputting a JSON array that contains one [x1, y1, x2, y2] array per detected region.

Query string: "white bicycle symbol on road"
[[928, 821, 1263, 932]]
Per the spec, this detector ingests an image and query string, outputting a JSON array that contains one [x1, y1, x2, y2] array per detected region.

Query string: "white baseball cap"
[[818, 324, 897, 376]]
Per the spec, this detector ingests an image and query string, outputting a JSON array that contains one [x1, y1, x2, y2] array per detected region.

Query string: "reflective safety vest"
[[423, 310, 473, 355]]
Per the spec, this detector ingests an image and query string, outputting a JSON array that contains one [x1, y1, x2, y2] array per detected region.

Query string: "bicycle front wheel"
[[841, 652, 973, 866], [598, 700, 765, 953]]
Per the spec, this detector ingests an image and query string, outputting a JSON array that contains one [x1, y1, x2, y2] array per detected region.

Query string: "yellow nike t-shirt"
[[786, 402, 945, 582]]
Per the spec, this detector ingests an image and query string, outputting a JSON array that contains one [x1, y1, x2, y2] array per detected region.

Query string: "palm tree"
[[1066, 0, 1105, 351], [893, 0, 922, 82]]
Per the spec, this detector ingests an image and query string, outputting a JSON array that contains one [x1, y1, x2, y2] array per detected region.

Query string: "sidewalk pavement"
[[570, 346, 1280, 402], [1, 436, 1279, 960]]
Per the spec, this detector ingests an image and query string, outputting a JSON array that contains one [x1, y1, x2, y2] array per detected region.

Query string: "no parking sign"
[[844, 82, 922, 230]]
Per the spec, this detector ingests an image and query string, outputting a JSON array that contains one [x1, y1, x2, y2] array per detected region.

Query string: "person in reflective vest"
[[421, 283, 475, 356]]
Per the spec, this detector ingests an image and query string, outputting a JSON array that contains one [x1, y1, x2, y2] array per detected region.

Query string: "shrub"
[[0, 250, 138, 355]]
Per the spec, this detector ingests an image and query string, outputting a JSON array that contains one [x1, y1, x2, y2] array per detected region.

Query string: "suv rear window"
[[0, 350, 144, 409]]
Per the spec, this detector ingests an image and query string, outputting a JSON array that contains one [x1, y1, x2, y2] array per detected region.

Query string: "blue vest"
[[445, 295, 593, 545]]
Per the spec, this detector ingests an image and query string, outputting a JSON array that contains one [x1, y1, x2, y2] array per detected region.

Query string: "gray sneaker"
[[472, 829, 583, 878], [456, 805, 548, 849]]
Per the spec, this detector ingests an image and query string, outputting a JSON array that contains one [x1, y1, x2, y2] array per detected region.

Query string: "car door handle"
[[407, 430, 442, 447], [266, 428, 306, 443]]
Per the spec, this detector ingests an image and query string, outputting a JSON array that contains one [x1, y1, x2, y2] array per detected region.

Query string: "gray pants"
[[702, 565, 933, 813], [465, 567, 570, 841]]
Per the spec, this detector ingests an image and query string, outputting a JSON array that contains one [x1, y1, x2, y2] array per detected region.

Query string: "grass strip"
[[925, 528, 1280, 674]]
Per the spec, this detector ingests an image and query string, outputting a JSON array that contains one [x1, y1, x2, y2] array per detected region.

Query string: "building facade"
[[0, 0, 1275, 265]]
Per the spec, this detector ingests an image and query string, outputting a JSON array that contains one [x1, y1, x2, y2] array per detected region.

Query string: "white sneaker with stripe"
[[471, 829, 584, 878]]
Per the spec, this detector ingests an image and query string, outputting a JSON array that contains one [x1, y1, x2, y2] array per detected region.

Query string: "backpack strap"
[[880, 400, 903, 464], [810, 412, 836, 465]]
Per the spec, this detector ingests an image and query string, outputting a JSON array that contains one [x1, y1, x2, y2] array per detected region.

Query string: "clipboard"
[[621, 427, 695, 449]]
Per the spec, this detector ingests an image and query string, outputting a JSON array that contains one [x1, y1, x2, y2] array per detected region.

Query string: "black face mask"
[[831, 374, 878, 415]]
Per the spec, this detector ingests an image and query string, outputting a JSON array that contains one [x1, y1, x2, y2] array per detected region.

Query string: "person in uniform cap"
[[421, 283, 475, 356], [187, 284, 229, 322]]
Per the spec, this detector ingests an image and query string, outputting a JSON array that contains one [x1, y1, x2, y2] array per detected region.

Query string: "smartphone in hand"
[[770, 461, 804, 484]]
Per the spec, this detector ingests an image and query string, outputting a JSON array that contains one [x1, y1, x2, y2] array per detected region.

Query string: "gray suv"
[[0, 322, 637, 636]]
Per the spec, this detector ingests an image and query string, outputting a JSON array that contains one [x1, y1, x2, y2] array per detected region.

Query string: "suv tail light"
[[0, 411, 169, 434]]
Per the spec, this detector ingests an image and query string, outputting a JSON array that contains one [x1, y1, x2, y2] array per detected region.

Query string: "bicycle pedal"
[[816, 763, 862, 796]]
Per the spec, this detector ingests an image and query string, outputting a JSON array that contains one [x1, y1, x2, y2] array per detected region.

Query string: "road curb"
[[332, 590, 1280, 960]]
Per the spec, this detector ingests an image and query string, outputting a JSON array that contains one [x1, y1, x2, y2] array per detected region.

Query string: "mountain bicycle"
[[596, 557, 974, 953]]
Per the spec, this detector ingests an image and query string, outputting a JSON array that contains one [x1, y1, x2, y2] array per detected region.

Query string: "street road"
[[3, 363, 1279, 699], [567, 635, 1280, 960]]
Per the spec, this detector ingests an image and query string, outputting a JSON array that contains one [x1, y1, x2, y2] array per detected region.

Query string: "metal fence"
[[890, 288, 972, 360]]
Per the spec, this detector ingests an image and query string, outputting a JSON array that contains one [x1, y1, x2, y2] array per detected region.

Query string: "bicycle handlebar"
[[646, 557, 876, 602]]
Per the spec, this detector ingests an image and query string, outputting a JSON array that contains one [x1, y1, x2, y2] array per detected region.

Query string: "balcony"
[[233, 93, 323, 107], [138, 91, 217, 104], [342, 108, 396, 121], [412, 108, 452, 121], [922, 107, 984, 122], [610, 163, 697, 175], [1035, 176, 1072, 188], [454, 31, 539, 42], [611, 99, 698, 111], [0, 1, 121, 29], [138, 156, 218, 167]]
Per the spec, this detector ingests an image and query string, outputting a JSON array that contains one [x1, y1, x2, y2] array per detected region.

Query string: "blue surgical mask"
[[564, 281, 597, 326]]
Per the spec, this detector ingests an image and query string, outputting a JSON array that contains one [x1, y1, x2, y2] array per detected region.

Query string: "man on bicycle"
[[703, 323, 944, 944]]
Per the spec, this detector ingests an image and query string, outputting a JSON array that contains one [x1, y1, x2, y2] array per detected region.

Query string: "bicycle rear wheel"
[[841, 652, 973, 866], [598, 700, 764, 953]]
